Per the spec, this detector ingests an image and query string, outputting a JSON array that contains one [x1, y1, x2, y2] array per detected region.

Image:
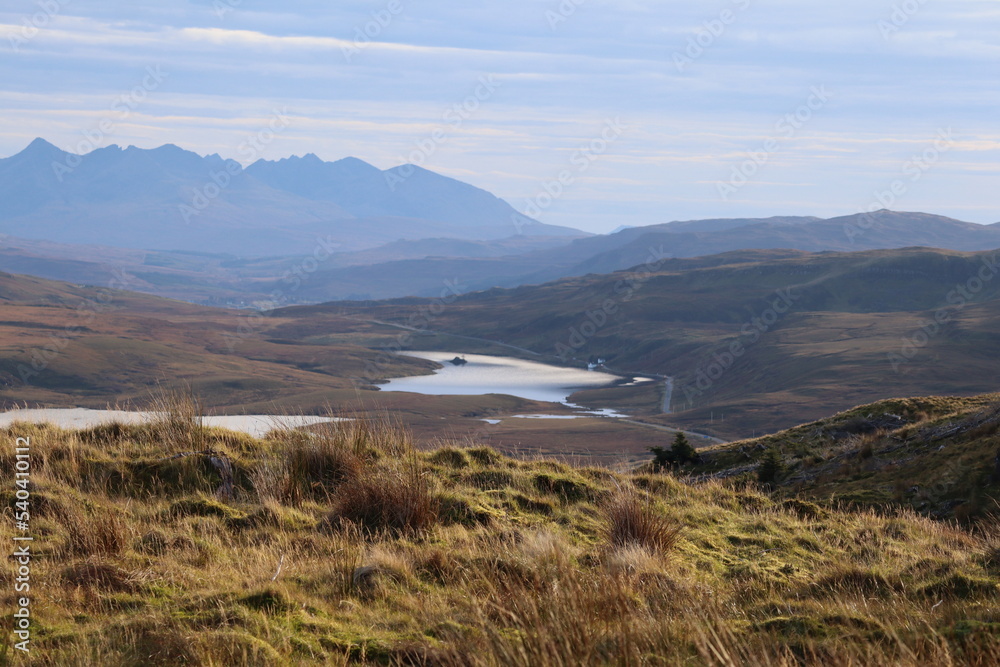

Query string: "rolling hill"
[[3, 201, 1000, 304], [288, 246, 1000, 438], [695, 392, 1000, 520]]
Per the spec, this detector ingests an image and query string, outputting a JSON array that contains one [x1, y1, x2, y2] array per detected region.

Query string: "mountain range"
[[0, 138, 580, 257], [2, 138, 1000, 307]]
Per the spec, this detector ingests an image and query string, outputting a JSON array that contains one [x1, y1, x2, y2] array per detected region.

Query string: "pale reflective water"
[[379, 352, 622, 404], [0, 409, 339, 439]]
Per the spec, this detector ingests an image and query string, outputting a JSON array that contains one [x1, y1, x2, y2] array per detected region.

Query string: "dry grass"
[[326, 452, 438, 535], [603, 486, 683, 554], [2, 399, 1000, 665]]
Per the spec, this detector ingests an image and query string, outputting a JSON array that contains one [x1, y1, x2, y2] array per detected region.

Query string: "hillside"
[[0, 271, 425, 409], [3, 209, 1000, 305], [300, 247, 1000, 438], [1, 408, 998, 665], [0, 234, 578, 305], [698, 394, 1000, 520], [0, 271, 681, 460]]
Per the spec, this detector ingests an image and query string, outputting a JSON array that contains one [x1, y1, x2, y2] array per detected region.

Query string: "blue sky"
[[1, 0, 998, 232]]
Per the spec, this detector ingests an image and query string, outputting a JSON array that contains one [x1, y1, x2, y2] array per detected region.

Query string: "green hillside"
[[698, 394, 1000, 521], [2, 401, 1000, 665]]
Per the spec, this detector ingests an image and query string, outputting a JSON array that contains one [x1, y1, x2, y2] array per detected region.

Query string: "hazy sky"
[[2, 1, 998, 233]]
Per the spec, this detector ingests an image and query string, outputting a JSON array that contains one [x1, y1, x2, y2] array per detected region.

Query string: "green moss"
[[508, 493, 555, 516], [428, 448, 470, 469], [240, 588, 294, 614], [919, 574, 999, 599], [810, 569, 900, 598], [781, 498, 829, 520], [465, 470, 515, 490], [533, 473, 599, 503], [168, 495, 246, 522], [466, 447, 505, 467], [437, 492, 496, 526]]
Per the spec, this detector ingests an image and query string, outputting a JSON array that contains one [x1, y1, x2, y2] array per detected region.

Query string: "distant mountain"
[[0, 139, 582, 256], [516, 210, 1000, 284], [264, 210, 1000, 301], [246, 155, 567, 234]]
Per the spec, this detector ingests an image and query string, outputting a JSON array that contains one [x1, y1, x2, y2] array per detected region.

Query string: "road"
[[367, 319, 542, 357], [662, 377, 674, 414]]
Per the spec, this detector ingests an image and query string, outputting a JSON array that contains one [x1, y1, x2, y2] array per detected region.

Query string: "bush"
[[327, 454, 438, 534], [258, 430, 363, 505], [650, 432, 698, 469], [603, 488, 682, 553], [757, 448, 785, 487]]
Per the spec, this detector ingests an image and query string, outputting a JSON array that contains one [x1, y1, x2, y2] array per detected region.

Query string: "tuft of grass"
[[326, 452, 438, 534], [603, 487, 682, 554]]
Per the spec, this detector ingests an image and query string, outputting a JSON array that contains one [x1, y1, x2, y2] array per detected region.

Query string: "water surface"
[[0, 408, 338, 439], [379, 351, 621, 404]]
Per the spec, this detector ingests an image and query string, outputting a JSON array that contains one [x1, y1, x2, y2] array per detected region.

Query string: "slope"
[[291, 247, 1000, 438]]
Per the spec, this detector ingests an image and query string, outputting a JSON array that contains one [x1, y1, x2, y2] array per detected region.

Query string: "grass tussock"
[[3, 395, 1000, 665], [603, 486, 682, 554]]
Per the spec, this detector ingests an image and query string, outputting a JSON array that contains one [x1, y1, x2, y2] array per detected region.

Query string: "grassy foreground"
[[2, 403, 1000, 665]]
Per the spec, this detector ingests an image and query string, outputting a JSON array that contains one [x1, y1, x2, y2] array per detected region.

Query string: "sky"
[[1, 0, 998, 233]]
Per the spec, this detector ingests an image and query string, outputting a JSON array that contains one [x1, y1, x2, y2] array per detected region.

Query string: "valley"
[[2, 243, 998, 454]]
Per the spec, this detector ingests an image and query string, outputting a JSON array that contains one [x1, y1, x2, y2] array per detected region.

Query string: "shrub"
[[650, 432, 698, 469], [603, 488, 682, 554], [327, 454, 438, 534], [428, 447, 470, 469], [757, 448, 785, 487], [61, 504, 133, 558], [275, 431, 362, 505], [62, 559, 139, 593]]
